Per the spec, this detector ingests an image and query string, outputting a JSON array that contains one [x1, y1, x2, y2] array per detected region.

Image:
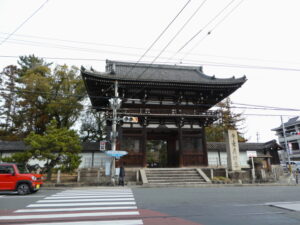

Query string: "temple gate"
[[81, 60, 246, 168]]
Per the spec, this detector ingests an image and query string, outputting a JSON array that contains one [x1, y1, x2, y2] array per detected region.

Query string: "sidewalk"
[[42, 181, 299, 189]]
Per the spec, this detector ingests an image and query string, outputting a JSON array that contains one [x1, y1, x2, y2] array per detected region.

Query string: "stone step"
[[147, 177, 201, 180], [141, 168, 210, 185], [146, 175, 201, 179], [145, 181, 207, 186], [145, 169, 196, 172], [148, 179, 205, 183], [146, 171, 198, 175]]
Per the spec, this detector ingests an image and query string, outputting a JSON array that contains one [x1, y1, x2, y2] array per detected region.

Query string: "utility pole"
[[256, 132, 260, 143], [281, 115, 291, 172], [109, 81, 121, 185]]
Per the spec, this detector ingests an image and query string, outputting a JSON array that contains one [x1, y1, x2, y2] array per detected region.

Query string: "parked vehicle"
[[0, 163, 43, 195]]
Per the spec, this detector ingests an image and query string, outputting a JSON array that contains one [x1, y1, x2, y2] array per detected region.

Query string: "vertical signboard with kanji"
[[225, 129, 241, 171]]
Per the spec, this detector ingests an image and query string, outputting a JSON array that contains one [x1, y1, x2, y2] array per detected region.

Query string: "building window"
[[291, 142, 299, 151], [122, 137, 140, 153], [182, 137, 202, 152]]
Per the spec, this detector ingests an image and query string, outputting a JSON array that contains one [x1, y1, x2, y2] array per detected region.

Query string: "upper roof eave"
[[81, 68, 247, 86]]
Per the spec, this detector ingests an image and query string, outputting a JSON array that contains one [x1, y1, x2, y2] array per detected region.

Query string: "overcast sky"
[[1, 0, 300, 142]]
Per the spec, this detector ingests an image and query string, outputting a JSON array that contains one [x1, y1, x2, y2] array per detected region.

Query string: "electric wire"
[[232, 102, 300, 112], [1, 55, 300, 72], [164, 0, 208, 62], [0, 0, 49, 46], [181, 0, 245, 61], [100, 0, 192, 96], [177, 0, 236, 53], [125, 0, 207, 81], [122, 0, 192, 79], [2, 32, 300, 67], [0, 32, 145, 51], [126, 1, 238, 99]]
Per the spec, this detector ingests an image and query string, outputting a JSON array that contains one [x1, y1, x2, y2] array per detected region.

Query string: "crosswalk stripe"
[[0, 211, 140, 220], [27, 202, 137, 207], [16, 206, 138, 213], [53, 193, 132, 196], [60, 190, 132, 193], [23, 219, 143, 225], [10, 188, 143, 225], [54, 193, 132, 196], [45, 195, 133, 199], [38, 198, 134, 203]]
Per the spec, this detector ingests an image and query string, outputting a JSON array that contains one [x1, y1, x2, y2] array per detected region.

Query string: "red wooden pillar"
[[142, 126, 147, 167], [178, 126, 184, 167]]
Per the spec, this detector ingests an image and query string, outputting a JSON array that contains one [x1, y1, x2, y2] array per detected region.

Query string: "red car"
[[0, 163, 43, 195]]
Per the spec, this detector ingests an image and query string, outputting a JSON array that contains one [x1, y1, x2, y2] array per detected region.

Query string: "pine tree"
[[206, 98, 246, 142]]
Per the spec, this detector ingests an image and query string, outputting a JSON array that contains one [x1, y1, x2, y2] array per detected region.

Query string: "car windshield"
[[17, 164, 29, 174]]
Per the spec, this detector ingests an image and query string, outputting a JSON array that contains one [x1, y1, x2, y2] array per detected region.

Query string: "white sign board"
[[247, 151, 257, 158], [100, 141, 106, 151], [225, 130, 241, 171]]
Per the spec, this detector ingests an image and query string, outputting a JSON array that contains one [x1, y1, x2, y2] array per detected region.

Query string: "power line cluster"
[[0, 0, 49, 46], [2, 0, 300, 73]]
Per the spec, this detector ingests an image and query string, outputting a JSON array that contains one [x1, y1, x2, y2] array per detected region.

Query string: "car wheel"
[[17, 183, 30, 195]]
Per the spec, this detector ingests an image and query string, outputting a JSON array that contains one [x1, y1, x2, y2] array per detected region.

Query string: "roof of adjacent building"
[[207, 139, 282, 152], [272, 116, 300, 131], [82, 60, 247, 85]]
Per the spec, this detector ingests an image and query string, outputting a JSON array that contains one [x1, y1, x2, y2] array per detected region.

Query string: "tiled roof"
[[272, 116, 300, 131], [207, 140, 281, 152], [82, 60, 247, 85]]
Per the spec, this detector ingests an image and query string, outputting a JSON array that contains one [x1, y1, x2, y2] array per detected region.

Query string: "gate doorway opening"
[[146, 130, 179, 168], [146, 140, 167, 168]]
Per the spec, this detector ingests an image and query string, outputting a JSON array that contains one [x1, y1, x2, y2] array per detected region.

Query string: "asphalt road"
[[132, 185, 300, 225], [1, 186, 300, 225]]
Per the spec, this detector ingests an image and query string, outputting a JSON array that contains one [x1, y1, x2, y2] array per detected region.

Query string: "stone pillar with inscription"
[[225, 129, 241, 171]]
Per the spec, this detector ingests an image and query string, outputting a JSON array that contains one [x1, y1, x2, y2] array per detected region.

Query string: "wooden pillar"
[[178, 126, 184, 167], [117, 126, 123, 150], [202, 126, 208, 166], [142, 126, 147, 167]]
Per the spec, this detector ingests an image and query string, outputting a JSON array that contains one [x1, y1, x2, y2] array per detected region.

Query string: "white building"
[[0, 141, 281, 170], [272, 116, 300, 161]]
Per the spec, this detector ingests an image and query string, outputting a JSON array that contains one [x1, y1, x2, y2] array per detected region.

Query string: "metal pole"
[[281, 116, 291, 173], [111, 81, 119, 185], [251, 157, 255, 183]]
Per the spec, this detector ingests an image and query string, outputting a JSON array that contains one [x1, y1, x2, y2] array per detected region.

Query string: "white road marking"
[[266, 201, 300, 211], [53, 192, 132, 196], [38, 198, 134, 203], [0, 211, 139, 220], [27, 201, 137, 207], [60, 190, 132, 193], [45, 195, 133, 199], [0, 195, 45, 198], [23, 219, 143, 225], [54, 192, 133, 196], [265, 201, 300, 205], [16, 206, 138, 213]]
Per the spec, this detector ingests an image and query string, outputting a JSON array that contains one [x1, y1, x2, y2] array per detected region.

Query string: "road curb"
[[42, 182, 299, 189]]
